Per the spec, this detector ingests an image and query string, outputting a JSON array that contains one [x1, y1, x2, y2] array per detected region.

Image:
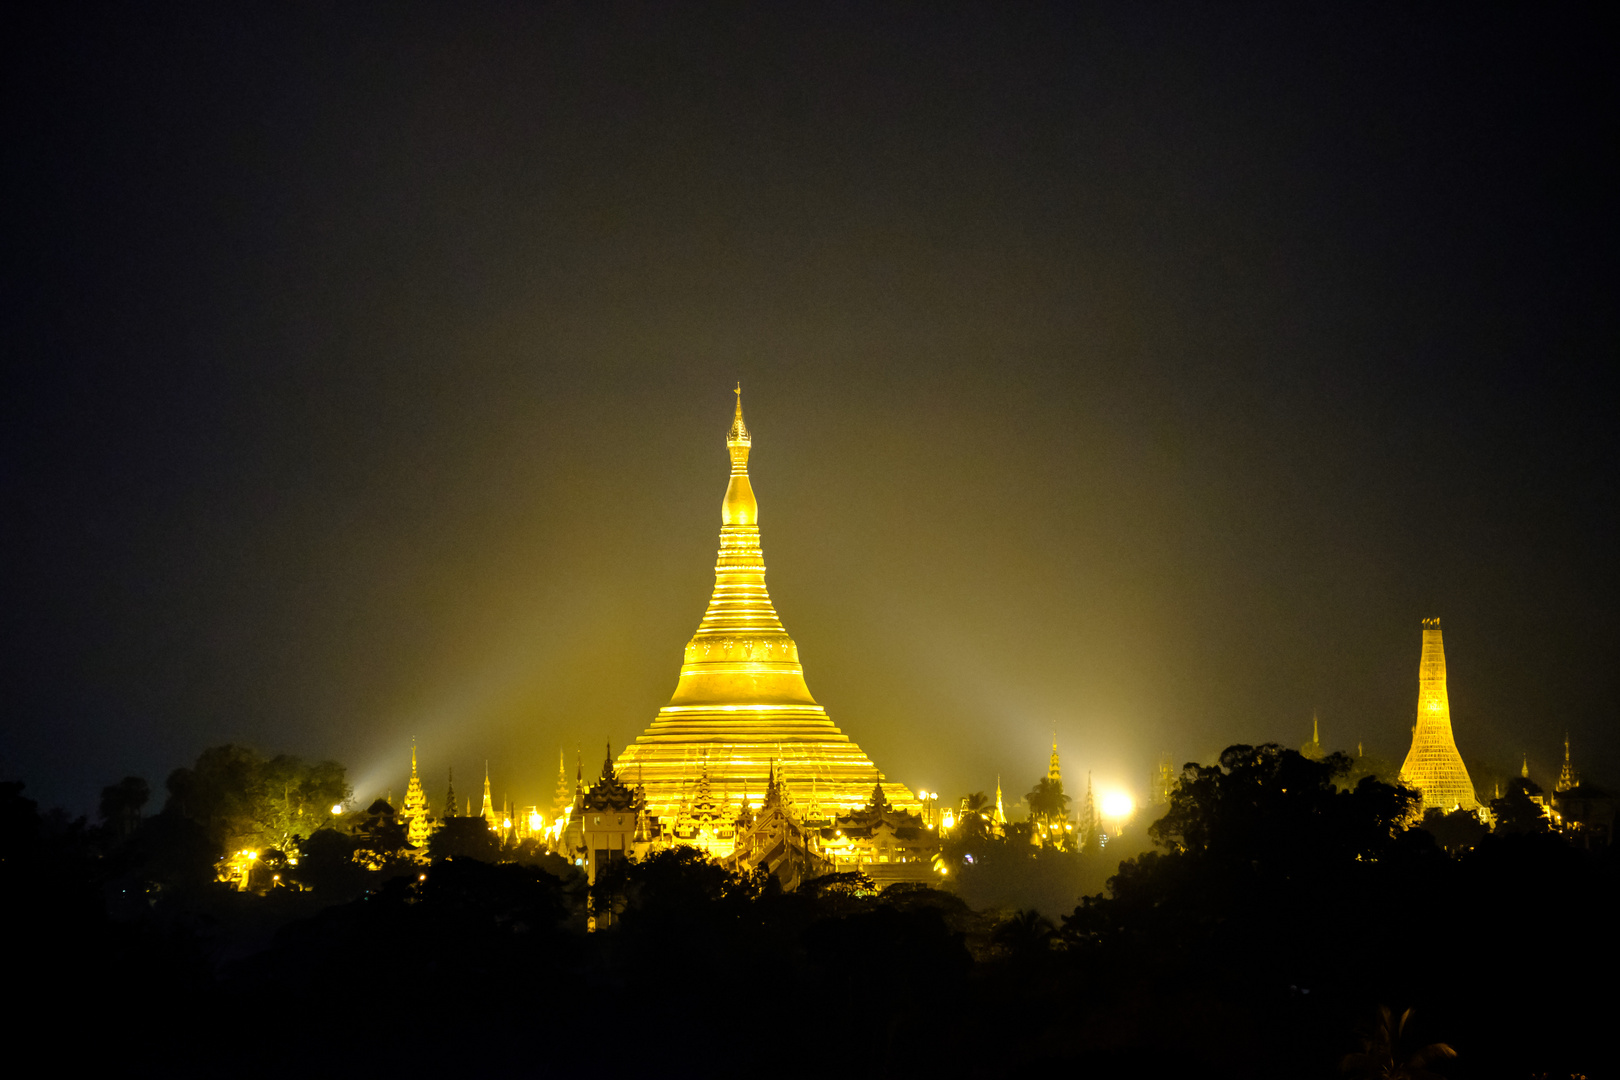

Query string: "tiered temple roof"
[[401, 744, 432, 848]]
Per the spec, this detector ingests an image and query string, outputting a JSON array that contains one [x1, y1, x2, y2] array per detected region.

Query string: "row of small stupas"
[[396, 747, 538, 849], [551, 743, 941, 890]]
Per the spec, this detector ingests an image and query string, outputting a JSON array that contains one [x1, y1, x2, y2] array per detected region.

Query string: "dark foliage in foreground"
[[3, 745, 1614, 1079]]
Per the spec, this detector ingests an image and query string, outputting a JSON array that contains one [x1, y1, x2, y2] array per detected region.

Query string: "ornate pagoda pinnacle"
[[1398, 619, 1479, 811], [481, 762, 500, 832], [444, 767, 456, 820], [553, 748, 572, 819], [993, 775, 1007, 827], [1080, 771, 1098, 851], [1556, 734, 1577, 792], [402, 742, 432, 847], [615, 392, 917, 820], [1049, 737, 1062, 785]]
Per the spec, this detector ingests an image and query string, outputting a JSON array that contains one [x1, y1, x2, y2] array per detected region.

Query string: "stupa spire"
[[444, 767, 456, 820], [552, 748, 572, 819], [1080, 771, 1098, 851], [1397, 619, 1479, 811], [1556, 734, 1576, 792], [1048, 734, 1062, 785], [401, 741, 432, 847], [481, 762, 499, 831]]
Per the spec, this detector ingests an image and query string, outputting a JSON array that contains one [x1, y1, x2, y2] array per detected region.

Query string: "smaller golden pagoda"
[[1555, 734, 1577, 792], [401, 743, 432, 848], [1398, 619, 1479, 812], [480, 763, 506, 834]]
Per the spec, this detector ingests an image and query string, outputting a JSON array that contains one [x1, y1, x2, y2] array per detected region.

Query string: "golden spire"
[[1048, 736, 1062, 785], [552, 748, 571, 819], [675, 390, 801, 706], [402, 740, 432, 847], [1080, 771, 1097, 849], [723, 385, 756, 527], [1521, 753, 1529, 779], [1397, 619, 1479, 811], [1556, 733, 1576, 792], [481, 761, 499, 832]]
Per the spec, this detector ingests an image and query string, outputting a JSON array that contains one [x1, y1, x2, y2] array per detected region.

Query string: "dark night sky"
[[3, 3, 1614, 815]]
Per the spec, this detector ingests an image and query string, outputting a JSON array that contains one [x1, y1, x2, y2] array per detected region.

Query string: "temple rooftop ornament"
[[401, 742, 433, 848], [1556, 734, 1577, 793], [1397, 619, 1479, 812], [615, 389, 917, 820]]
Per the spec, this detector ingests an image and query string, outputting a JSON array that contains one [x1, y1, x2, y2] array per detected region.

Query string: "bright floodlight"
[[331, 804, 343, 815], [1101, 791, 1134, 819]]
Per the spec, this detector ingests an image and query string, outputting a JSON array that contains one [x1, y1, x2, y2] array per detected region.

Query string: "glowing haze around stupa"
[[615, 390, 917, 820], [1398, 618, 1479, 812]]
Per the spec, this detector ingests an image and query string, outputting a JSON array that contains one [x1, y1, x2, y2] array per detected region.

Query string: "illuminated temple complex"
[[614, 391, 919, 830], [1398, 618, 1479, 812]]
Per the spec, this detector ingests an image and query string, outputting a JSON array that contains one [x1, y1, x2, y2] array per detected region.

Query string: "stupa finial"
[[722, 388, 756, 523], [728, 384, 750, 448]]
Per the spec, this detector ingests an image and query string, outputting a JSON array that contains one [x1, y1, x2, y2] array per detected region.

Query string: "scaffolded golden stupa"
[[615, 390, 917, 821], [1398, 618, 1479, 812]]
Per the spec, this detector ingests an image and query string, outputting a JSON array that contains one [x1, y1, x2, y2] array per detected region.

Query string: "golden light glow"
[[1100, 791, 1134, 819], [330, 803, 343, 815]]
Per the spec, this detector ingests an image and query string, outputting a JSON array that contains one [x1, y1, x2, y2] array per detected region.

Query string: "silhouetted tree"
[[1489, 778, 1550, 835], [1418, 807, 1487, 855], [98, 776, 149, 840], [162, 744, 349, 859], [992, 908, 1056, 959], [952, 790, 994, 843], [1025, 776, 1070, 840], [285, 827, 368, 899], [1146, 745, 1416, 861], [352, 798, 412, 872], [428, 816, 502, 862]]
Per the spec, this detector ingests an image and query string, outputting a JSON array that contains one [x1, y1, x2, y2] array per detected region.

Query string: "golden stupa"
[[615, 389, 917, 821], [1397, 618, 1479, 812]]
